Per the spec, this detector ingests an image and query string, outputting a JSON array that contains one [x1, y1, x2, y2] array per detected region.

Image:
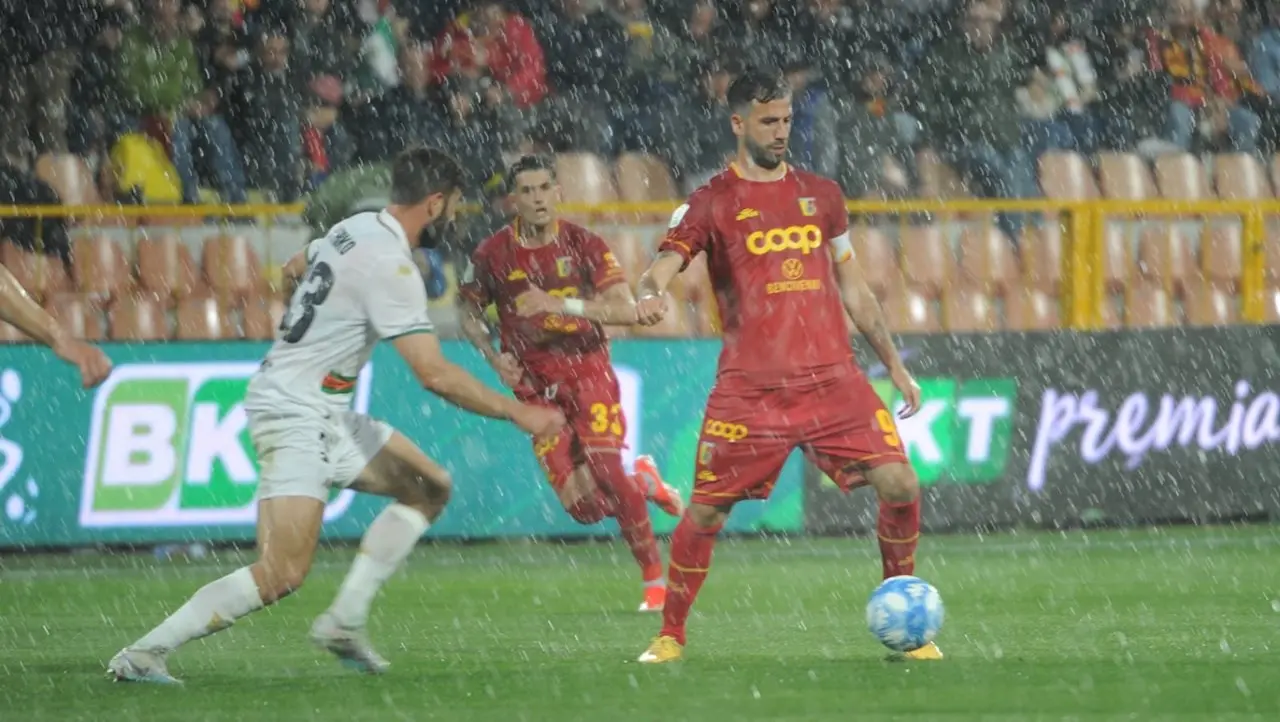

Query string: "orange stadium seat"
[[1005, 285, 1059, 331], [1266, 284, 1280, 322], [176, 296, 236, 340], [1266, 232, 1280, 285], [850, 225, 895, 297], [1019, 223, 1064, 293], [1214, 153, 1271, 199], [0, 245, 71, 302], [35, 153, 104, 206], [943, 285, 998, 332], [957, 225, 1019, 292], [614, 153, 678, 202], [899, 226, 950, 297], [202, 234, 264, 303], [605, 232, 651, 289], [883, 281, 941, 333], [1039, 152, 1098, 200], [1183, 276, 1237, 326], [73, 234, 131, 304], [109, 294, 169, 340], [1154, 153, 1212, 200], [1098, 153, 1156, 200], [1101, 223, 1135, 292], [1125, 280, 1175, 328], [137, 234, 202, 304], [242, 296, 284, 340], [555, 153, 618, 205], [1202, 225, 1243, 289], [916, 149, 971, 199], [1137, 225, 1196, 294], [44, 293, 104, 340]]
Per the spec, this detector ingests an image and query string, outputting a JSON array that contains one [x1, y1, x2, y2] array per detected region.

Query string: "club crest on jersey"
[[799, 197, 817, 216], [556, 257, 574, 278], [507, 268, 528, 281]]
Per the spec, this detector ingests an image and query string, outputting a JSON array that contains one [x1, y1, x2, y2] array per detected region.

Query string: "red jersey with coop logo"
[[659, 164, 855, 387], [460, 220, 627, 382]]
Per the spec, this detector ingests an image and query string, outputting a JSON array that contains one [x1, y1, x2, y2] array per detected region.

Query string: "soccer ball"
[[865, 575, 944, 652]]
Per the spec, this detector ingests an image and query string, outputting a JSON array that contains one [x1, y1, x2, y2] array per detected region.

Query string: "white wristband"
[[562, 298, 587, 317]]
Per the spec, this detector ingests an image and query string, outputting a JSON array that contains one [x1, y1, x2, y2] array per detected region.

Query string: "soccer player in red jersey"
[[459, 155, 686, 612], [633, 67, 940, 662]]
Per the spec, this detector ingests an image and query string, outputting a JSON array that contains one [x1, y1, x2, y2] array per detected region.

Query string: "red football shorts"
[[516, 362, 625, 490], [692, 365, 909, 506]]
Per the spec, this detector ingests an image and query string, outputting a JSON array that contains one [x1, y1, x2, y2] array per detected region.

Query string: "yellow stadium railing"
[[2, 199, 1276, 330]]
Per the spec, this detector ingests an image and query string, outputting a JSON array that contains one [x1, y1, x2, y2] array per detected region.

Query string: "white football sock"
[[327, 504, 429, 628], [132, 566, 264, 654]]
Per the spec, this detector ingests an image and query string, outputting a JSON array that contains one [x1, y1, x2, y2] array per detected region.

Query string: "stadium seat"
[[916, 149, 971, 199], [1019, 223, 1063, 293], [1125, 280, 1175, 328], [1266, 284, 1280, 322], [943, 285, 998, 332], [614, 153, 678, 202], [899, 226, 949, 297], [35, 153, 103, 206], [1214, 153, 1271, 199], [1005, 285, 1059, 331], [957, 225, 1019, 292], [631, 292, 692, 337], [883, 282, 940, 333], [1266, 232, 1280, 285], [73, 234, 131, 304], [605, 232, 651, 289], [43, 293, 104, 340], [176, 296, 235, 340], [1137, 224, 1196, 293], [1098, 153, 1156, 200], [555, 153, 618, 205], [1101, 222, 1135, 292], [1183, 276, 1237, 326], [1098, 296, 1123, 329], [1154, 153, 1212, 200], [0, 244, 70, 302], [1038, 151, 1098, 199], [851, 225, 895, 296], [137, 234, 201, 304], [202, 234, 264, 303], [241, 296, 284, 340], [1201, 225, 1242, 289], [109, 294, 169, 340]]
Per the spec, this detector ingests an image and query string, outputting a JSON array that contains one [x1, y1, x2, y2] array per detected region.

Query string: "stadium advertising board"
[[805, 327, 1280, 533], [0, 340, 801, 549]]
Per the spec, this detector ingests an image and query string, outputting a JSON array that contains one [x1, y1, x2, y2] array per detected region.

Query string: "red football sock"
[[660, 515, 721, 646], [589, 455, 662, 582], [877, 497, 920, 579]]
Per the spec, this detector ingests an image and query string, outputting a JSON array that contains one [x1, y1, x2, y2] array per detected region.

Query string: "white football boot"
[[309, 612, 390, 675], [107, 648, 182, 685]]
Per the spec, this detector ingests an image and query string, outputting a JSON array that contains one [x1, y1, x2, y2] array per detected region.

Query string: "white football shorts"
[[248, 410, 394, 502]]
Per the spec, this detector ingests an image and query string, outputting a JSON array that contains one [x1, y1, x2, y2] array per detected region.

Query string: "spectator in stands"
[[68, 6, 130, 166], [915, 0, 1038, 238], [0, 158, 73, 269], [651, 0, 720, 89], [789, 0, 861, 99], [1146, 0, 1263, 152], [1017, 4, 1101, 155], [237, 23, 306, 202], [1249, 2, 1280, 99], [430, 1, 548, 149], [349, 41, 449, 165], [118, 0, 247, 204], [531, 0, 630, 154], [662, 56, 737, 193], [1088, 4, 1169, 152], [713, 0, 793, 74], [836, 54, 918, 199], [196, 0, 251, 115]]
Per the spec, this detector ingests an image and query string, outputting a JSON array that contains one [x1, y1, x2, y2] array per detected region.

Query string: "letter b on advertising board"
[[80, 363, 363, 528]]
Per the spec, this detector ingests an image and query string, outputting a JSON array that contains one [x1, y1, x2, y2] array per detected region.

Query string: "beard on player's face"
[[745, 135, 785, 170]]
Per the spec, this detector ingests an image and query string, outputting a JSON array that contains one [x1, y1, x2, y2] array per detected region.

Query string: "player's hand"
[[492, 352, 525, 388], [514, 287, 562, 317], [511, 403, 566, 437], [635, 293, 666, 326], [53, 337, 113, 389], [891, 367, 922, 419]]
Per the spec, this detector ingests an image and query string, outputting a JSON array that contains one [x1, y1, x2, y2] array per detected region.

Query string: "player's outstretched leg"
[[586, 450, 667, 610], [108, 496, 325, 684], [638, 502, 729, 663], [314, 431, 452, 674], [865, 462, 941, 661]]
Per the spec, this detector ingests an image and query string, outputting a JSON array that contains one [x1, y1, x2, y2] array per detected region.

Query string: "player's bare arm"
[[393, 332, 562, 436], [0, 262, 112, 388], [281, 247, 310, 298], [458, 298, 525, 387], [833, 258, 922, 417], [635, 251, 685, 326], [515, 282, 638, 325]]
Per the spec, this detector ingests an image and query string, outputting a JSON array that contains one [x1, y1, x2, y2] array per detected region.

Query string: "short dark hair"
[[389, 146, 465, 205], [506, 154, 556, 192], [726, 66, 790, 114]]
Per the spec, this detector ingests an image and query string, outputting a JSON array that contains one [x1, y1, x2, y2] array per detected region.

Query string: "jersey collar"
[[376, 210, 412, 252]]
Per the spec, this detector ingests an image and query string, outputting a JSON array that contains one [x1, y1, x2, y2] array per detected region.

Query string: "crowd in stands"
[[3, 0, 1280, 214]]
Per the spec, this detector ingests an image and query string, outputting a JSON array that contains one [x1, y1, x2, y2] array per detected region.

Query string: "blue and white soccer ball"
[[866, 575, 944, 652]]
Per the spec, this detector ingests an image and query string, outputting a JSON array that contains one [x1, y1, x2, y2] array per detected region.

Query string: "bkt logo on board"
[[79, 362, 371, 528]]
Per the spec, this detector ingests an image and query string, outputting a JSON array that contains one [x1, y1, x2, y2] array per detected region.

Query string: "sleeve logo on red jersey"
[[668, 203, 690, 228], [798, 197, 817, 217], [746, 225, 823, 256]]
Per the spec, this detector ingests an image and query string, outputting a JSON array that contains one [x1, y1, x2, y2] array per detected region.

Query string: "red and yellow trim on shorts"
[[320, 371, 358, 395]]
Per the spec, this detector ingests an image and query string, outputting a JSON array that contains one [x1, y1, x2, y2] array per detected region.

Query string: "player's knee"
[[871, 463, 919, 504], [254, 561, 309, 604], [402, 469, 451, 519], [567, 497, 607, 525], [687, 502, 730, 529]]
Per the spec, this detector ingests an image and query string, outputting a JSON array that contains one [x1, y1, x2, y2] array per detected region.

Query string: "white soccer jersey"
[[245, 210, 432, 417]]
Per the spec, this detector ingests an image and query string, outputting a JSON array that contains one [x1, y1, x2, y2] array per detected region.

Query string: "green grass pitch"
[[3, 525, 1279, 721]]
